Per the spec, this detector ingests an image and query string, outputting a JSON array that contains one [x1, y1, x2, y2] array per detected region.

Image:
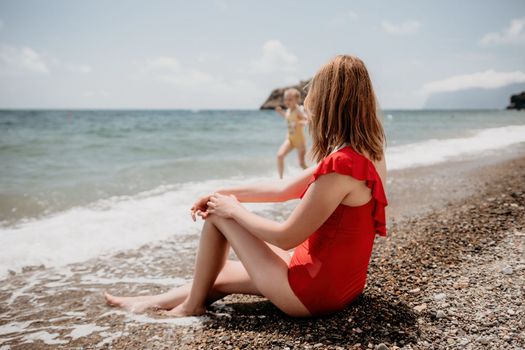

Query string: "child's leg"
[[296, 145, 307, 169], [277, 139, 293, 179]]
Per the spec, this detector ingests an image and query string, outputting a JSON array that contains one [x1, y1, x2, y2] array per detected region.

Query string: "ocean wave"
[[0, 175, 289, 279], [1, 124, 525, 278], [387, 124, 525, 170]]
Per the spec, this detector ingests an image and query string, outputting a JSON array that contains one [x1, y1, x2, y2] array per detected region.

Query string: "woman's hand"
[[190, 194, 212, 221], [206, 193, 242, 219]]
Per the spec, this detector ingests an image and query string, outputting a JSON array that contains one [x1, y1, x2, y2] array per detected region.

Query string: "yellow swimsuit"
[[286, 108, 305, 148]]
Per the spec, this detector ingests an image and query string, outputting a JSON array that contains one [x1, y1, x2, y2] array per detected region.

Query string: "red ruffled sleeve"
[[300, 147, 388, 236]]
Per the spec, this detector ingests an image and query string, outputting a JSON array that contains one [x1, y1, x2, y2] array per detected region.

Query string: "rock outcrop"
[[260, 79, 311, 110], [507, 91, 525, 110]]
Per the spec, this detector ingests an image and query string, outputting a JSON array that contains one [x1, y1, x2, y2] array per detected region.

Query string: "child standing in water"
[[275, 88, 308, 178]]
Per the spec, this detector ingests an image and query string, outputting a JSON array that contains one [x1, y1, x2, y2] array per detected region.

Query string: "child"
[[275, 88, 308, 178]]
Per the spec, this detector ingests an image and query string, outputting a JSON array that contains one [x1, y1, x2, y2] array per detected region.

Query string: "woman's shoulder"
[[314, 146, 383, 181], [315, 147, 360, 176], [322, 146, 365, 165]]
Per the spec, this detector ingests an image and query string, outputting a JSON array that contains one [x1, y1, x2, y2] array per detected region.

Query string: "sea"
[[1, 109, 525, 277]]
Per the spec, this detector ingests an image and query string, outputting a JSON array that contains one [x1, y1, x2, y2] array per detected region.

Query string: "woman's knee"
[[201, 216, 226, 240], [205, 214, 230, 228]]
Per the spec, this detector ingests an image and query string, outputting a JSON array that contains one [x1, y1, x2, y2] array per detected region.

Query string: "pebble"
[[477, 336, 490, 345], [433, 293, 447, 301], [3, 157, 525, 350], [514, 229, 525, 236], [501, 265, 513, 275], [453, 277, 470, 289], [413, 304, 427, 313], [458, 337, 469, 346]]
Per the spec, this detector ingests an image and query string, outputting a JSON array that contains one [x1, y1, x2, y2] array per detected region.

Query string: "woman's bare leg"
[[106, 219, 229, 315], [105, 260, 258, 313], [168, 215, 310, 317], [277, 139, 294, 179], [176, 214, 231, 315], [104, 245, 291, 313]]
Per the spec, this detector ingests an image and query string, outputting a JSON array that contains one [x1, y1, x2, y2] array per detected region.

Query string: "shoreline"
[[0, 149, 524, 348]]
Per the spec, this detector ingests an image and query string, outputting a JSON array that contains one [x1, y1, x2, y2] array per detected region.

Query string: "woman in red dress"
[[105, 55, 388, 317]]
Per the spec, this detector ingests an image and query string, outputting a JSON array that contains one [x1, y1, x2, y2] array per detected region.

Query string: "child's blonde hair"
[[304, 55, 385, 162], [284, 88, 301, 99]]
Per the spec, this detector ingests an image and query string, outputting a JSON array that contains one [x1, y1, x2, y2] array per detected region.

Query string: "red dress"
[[287, 146, 388, 316]]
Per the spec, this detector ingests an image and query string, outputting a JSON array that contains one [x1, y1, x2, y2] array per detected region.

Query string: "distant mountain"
[[423, 83, 525, 109], [507, 91, 525, 110]]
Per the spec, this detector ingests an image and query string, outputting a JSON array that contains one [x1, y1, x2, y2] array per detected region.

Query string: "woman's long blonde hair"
[[304, 55, 385, 162]]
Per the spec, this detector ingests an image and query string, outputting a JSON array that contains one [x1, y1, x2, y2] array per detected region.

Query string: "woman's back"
[[288, 146, 388, 315]]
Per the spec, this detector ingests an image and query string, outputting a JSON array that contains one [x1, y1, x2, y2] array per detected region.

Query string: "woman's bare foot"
[[160, 301, 206, 317], [104, 291, 158, 313]]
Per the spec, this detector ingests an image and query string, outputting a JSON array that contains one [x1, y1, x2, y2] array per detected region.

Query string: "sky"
[[0, 0, 524, 109]]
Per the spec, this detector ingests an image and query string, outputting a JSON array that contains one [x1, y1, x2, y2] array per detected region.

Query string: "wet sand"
[[0, 149, 524, 349]]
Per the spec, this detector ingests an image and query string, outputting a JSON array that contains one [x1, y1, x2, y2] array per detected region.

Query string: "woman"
[[105, 55, 387, 317]]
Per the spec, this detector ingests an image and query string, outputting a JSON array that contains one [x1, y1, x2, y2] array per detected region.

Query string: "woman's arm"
[[217, 167, 314, 202], [207, 172, 359, 250], [190, 167, 315, 221]]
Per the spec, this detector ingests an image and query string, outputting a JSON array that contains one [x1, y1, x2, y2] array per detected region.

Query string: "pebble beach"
[[1, 148, 524, 349]]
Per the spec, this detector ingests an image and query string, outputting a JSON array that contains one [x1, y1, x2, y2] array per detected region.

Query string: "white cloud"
[[140, 55, 215, 88], [197, 52, 222, 63], [158, 68, 215, 87], [0, 44, 93, 76], [249, 40, 298, 73], [421, 70, 525, 94], [65, 63, 92, 74], [480, 18, 525, 46], [0, 44, 49, 74], [138, 55, 264, 107], [381, 20, 421, 36], [144, 56, 181, 73], [0, 20, 4, 30]]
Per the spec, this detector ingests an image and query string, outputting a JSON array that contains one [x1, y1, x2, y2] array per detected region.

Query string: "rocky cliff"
[[507, 91, 525, 110], [260, 79, 311, 110]]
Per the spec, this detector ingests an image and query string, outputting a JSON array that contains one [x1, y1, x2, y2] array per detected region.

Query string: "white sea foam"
[[79, 275, 187, 286], [0, 321, 33, 336], [1, 124, 524, 278], [0, 176, 277, 278], [69, 324, 109, 340], [22, 331, 68, 345], [96, 331, 128, 348], [99, 310, 206, 326], [387, 124, 525, 170]]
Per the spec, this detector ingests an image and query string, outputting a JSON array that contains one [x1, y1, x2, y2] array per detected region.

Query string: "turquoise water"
[[1, 109, 525, 223], [1, 108, 525, 276]]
